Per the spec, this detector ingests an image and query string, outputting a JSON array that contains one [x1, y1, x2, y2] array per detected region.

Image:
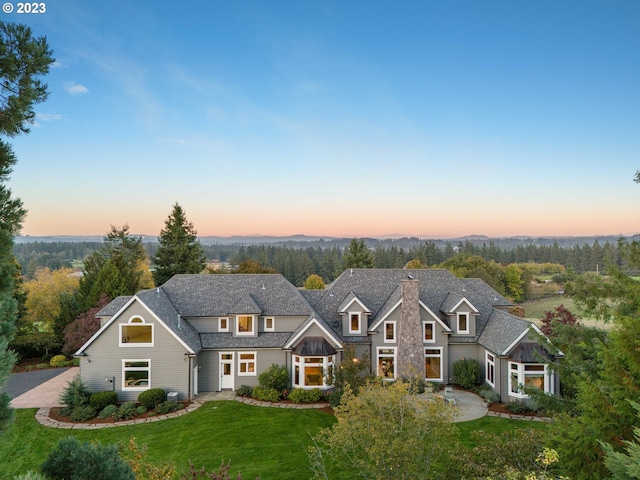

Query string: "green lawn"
[[1, 402, 548, 479], [522, 296, 612, 330]]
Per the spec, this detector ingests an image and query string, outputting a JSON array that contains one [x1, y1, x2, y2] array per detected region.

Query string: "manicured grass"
[[1, 402, 551, 479], [522, 296, 613, 329]]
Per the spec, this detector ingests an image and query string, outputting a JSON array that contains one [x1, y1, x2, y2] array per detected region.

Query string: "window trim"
[[264, 317, 275, 332], [383, 321, 396, 343], [238, 351, 257, 376], [376, 346, 397, 380], [292, 354, 334, 389], [235, 315, 255, 336], [122, 359, 150, 391], [423, 321, 435, 343], [508, 361, 553, 398], [119, 316, 154, 347], [457, 312, 469, 334], [349, 312, 362, 334], [219, 317, 229, 332], [424, 347, 443, 382], [486, 351, 495, 387]]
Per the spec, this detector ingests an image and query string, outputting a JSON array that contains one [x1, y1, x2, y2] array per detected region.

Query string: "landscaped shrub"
[[236, 385, 253, 397], [135, 405, 147, 415], [156, 401, 183, 415], [69, 405, 96, 422], [59, 375, 92, 416], [478, 384, 500, 404], [258, 364, 288, 392], [114, 402, 137, 421], [137, 388, 167, 409], [251, 386, 281, 402], [49, 355, 67, 367], [506, 401, 529, 414], [98, 404, 118, 419], [41, 437, 135, 480], [288, 388, 323, 404], [89, 391, 118, 411], [453, 358, 480, 389]]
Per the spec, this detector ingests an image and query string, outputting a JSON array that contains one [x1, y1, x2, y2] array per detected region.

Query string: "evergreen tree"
[[0, 21, 53, 432], [78, 225, 151, 309], [342, 238, 375, 270], [153, 204, 206, 285]]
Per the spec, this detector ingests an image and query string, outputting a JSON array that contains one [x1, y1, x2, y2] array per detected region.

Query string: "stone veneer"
[[397, 278, 424, 377]]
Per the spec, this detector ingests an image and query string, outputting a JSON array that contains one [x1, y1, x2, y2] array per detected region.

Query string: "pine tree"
[[153, 204, 206, 285], [78, 225, 152, 309], [0, 21, 53, 431], [342, 238, 375, 270]]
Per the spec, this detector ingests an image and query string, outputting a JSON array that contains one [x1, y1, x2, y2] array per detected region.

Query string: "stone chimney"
[[397, 278, 423, 378]]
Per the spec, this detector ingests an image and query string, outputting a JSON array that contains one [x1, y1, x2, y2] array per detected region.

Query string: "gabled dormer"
[[229, 293, 262, 337], [441, 293, 479, 336], [338, 291, 371, 336]]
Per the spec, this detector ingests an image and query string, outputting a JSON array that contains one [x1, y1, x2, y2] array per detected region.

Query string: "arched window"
[[120, 316, 154, 346]]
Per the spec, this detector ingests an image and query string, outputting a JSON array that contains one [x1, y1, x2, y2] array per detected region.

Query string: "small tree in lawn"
[[153, 203, 206, 286]]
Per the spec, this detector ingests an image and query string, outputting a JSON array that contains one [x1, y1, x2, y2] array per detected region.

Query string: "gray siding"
[[268, 316, 308, 333], [196, 348, 286, 392], [187, 317, 217, 333], [80, 300, 191, 401]]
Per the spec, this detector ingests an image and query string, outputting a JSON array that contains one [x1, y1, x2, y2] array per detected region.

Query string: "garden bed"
[[47, 401, 192, 424]]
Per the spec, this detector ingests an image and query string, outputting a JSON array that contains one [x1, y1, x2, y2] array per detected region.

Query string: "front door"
[[220, 352, 234, 390]]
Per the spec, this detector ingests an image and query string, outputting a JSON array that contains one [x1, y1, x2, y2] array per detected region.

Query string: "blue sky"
[[6, 0, 640, 238]]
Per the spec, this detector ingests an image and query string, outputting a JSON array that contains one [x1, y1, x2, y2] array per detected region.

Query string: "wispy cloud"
[[51, 60, 67, 69], [65, 82, 89, 95], [36, 113, 63, 122]]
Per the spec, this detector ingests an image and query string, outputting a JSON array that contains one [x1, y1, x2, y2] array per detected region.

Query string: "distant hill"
[[14, 233, 640, 250]]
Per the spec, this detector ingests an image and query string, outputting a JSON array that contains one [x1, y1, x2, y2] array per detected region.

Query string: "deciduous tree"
[[309, 380, 457, 480], [153, 204, 206, 285], [23, 267, 79, 330], [304, 274, 325, 290]]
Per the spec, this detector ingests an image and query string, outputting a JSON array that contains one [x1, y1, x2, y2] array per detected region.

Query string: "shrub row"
[[288, 388, 323, 404]]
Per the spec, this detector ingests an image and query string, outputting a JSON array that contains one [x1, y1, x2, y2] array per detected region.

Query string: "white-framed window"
[[238, 352, 256, 375], [425, 347, 443, 382], [264, 317, 275, 332], [457, 313, 469, 334], [383, 321, 396, 343], [119, 316, 154, 347], [122, 359, 150, 390], [293, 355, 334, 389], [349, 312, 361, 334], [219, 317, 229, 332], [486, 351, 495, 387], [423, 321, 435, 343], [376, 347, 396, 379], [508, 362, 553, 398], [236, 315, 255, 336]]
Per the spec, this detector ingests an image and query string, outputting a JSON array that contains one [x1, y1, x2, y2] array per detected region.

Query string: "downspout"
[[188, 355, 192, 401]]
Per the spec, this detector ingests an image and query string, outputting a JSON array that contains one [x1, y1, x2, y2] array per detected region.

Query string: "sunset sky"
[[6, 1, 640, 239]]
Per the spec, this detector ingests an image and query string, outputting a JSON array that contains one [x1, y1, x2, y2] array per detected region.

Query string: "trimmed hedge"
[[89, 391, 118, 411], [137, 388, 167, 409], [288, 388, 323, 404], [252, 386, 282, 402]]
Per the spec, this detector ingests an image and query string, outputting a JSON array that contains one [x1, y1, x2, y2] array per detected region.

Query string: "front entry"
[[220, 352, 234, 390]]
